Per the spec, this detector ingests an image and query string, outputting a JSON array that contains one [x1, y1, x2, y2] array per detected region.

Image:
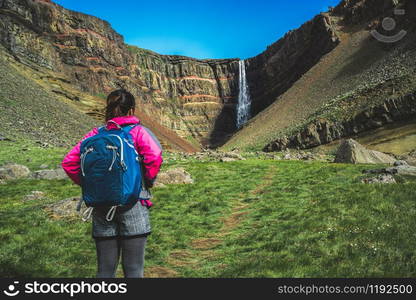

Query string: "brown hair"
[[105, 89, 136, 121]]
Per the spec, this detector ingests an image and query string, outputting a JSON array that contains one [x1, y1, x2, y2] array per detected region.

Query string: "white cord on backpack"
[[106, 206, 117, 222], [82, 207, 94, 222]]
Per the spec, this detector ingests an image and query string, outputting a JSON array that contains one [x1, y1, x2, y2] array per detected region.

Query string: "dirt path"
[[145, 165, 277, 278]]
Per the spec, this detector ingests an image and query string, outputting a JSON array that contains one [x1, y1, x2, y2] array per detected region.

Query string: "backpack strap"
[[121, 124, 152, 200], [121, 124, 139, 144], [121, 124, 139, 133]]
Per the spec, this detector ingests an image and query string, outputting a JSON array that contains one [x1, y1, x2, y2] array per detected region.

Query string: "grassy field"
[[1, 140, 416, 277]]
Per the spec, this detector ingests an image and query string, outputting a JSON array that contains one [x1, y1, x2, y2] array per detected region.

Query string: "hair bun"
[[115, 95, 123, 103]]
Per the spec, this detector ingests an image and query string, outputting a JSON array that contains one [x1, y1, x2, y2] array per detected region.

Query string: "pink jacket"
[[61, 116, 163, 204]]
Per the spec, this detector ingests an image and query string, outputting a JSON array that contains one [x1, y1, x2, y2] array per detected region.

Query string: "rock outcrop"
[[361, 174, 396, 184], [30, 168, 67, 180], [246, 14, 340, 116], [400, 150, 416, 166], [334, 139, 396, 164], [0, 163, 69, 181], [362, 160, 416, 184], [44, 196, 84, 219], [131, 51, 239, 146], [265, 91, 416, 152], [155, 168, 194, 187], [385, 164, 416, 176], [0, 163, 31, 180]]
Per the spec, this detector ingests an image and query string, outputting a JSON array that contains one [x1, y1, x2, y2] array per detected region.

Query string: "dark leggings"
[[95, 236, 147, 278]]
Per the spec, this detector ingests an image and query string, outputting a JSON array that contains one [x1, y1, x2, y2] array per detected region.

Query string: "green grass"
[[211, 162, 416, 277], [0, 140, 68, 171], [1, 142, 416, 277]]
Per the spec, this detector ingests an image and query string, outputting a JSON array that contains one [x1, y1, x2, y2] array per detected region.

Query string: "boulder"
[[45, 196, 85, 219], [155, 168, 194, 186], [223, 152, 245, 160], [362, 174, 396, 184], [334, 139, 396, 164], [30, 168, 67, 180], [220, 157, 237, 162], [363, 164, 416, 179], [283, 153, 293, 160], [394, 160, 408, 167], [400, 150, 416, 167], [386, 165, 416, 177], [23, 191, 46, 201], [0, 163, 31, 180]]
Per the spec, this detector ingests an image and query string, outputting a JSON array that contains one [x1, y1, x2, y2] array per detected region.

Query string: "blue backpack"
[[78, 123, 143, 221]]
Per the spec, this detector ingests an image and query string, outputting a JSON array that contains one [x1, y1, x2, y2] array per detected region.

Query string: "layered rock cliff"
[[245, 14, 340, 116], [0, 0, 239, 148], [265, 90, 416, 152], [129, 48, 239, 146]]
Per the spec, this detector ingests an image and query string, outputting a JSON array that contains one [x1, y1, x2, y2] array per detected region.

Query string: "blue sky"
[[53, 0, 340, 59]]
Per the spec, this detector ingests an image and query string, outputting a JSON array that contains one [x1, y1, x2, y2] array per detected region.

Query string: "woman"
[[61, 89, 163, 278]]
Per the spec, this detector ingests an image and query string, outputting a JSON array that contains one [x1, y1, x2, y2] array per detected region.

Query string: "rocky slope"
[[265, 80, 416, 152], [0, 45, 98, 147]]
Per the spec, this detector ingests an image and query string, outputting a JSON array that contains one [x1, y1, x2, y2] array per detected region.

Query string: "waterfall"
[[236, 60, 251, 129]]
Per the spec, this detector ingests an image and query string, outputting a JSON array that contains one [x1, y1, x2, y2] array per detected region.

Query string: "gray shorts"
[[92, 200, 151, 238]]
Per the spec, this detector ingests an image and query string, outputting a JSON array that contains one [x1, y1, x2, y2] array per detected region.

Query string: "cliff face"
[[333, 0, 399, 24], [0, 0, 239, 148], [130, 49, 239, 146], [246, 14, 340, 116]]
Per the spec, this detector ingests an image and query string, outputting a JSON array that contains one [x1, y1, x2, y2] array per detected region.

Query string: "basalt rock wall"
[[264, 92, 416, 152], [0, 0, 239, 146], [245, 14, 340, 116]]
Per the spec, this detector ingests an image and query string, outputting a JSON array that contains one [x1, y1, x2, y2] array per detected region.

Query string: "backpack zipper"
[[108, 134, 127, 171], [80, 147, 94, 176], [106, 145, 118, 171]]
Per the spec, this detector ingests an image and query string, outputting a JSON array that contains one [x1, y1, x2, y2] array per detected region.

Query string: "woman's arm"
[[61, 128, 99, 185], [134, 125, 163, 187]]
